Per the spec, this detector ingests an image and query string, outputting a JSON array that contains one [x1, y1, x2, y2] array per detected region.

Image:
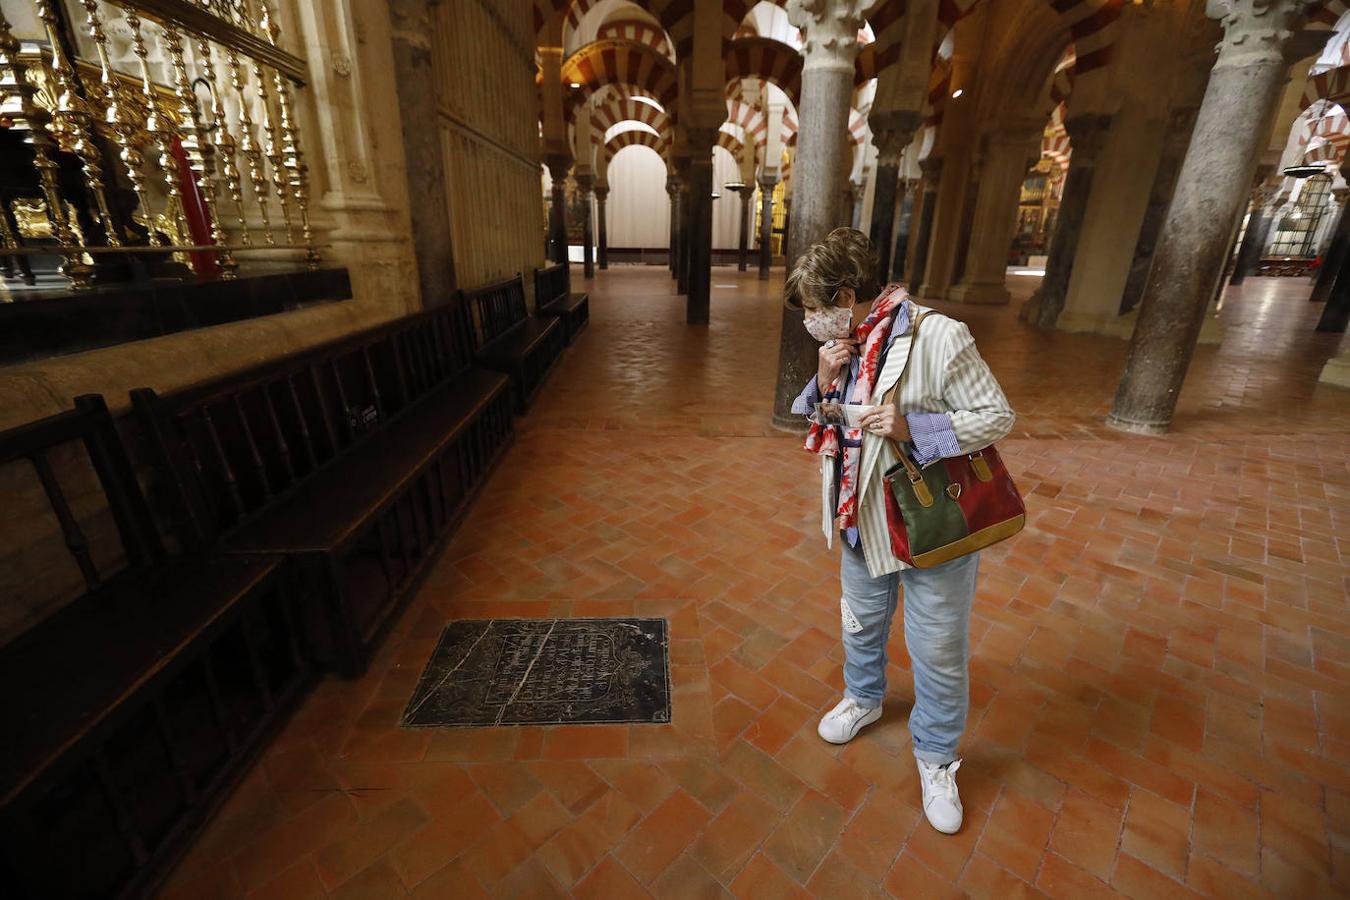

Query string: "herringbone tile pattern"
[[159, 269, 1350, 899]]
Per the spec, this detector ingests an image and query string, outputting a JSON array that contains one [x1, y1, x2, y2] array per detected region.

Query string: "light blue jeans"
[[839, 540, 980, 765]]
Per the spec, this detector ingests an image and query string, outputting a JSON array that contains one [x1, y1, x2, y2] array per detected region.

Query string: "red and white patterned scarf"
[[803, 285, 909, 534]]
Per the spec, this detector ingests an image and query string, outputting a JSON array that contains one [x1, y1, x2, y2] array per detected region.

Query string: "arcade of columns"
[[535, 0, 1350, 435]]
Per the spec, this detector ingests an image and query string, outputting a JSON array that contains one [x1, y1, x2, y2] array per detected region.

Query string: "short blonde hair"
[[784, 227, 879, 310]]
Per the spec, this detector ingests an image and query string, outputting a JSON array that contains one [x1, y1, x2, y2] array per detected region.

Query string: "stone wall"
[[430, 0, 547, 303]]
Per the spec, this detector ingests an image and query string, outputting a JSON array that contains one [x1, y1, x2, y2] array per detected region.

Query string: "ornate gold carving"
[[0, 8, 93, 288], [80, 0, 155, 246], [13, 198, 53, 239], [33, 0, 122, 247], [258, 0, 319, 268], [225, 0, 274, 245], [162, 18, 238, 277]]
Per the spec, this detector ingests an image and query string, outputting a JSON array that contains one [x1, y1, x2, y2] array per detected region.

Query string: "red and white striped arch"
[[561, 39, 679, 120], [596, 18, 675, 60], [1041, 104, 1071, 169], [604, 128, 672, 164], [591, 96, 672, 138], [724, 37, 803, 108], [1296, 100, 1350, 165], [726, 98, 768, 144], [717, 130, 747, 163]]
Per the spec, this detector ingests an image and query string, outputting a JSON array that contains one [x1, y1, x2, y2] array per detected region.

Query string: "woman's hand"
[[859, 404, 911, 441], [817, 338, 858, 391]]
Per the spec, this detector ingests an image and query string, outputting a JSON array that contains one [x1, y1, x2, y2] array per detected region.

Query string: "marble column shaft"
[[868, 150, 904, 284], [1119, 106, 1198, 314], [685, 132, 717, 325], [1229, 203, 1273, 285], [1109, 3, 1303, 432], [737, 189, 753, 271], [546, 155, 571, 265], [758, 176, 777, 280], [907, 157, 942, 291], [1029, 115, 1112, 327], [1310, 189, 1350, 302], [1318, 247, 1350, 331], [666, 176, 681, 277], [577, 174, 595, 279], [595, 187, 609, 270], [892, 179, 916, 281], [771, 0, 865, 428]]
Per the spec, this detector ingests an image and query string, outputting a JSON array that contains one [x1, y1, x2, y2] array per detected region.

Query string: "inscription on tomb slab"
[[401, 618, 670, 727]]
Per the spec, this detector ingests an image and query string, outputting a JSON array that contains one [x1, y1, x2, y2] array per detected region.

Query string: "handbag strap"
[[880, 302, 932, 484], [881, 301, 931, 410]]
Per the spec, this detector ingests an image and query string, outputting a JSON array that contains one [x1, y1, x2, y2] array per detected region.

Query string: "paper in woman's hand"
[[814, 402, 871, 428]]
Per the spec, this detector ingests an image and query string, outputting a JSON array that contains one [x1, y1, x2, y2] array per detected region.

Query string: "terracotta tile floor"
[[160, 268, 1350, 899]]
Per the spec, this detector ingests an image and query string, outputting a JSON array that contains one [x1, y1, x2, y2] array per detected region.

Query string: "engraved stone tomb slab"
[[401, 618, 670, 727]]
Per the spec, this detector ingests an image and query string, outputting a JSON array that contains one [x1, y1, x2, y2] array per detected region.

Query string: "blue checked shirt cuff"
[[906, 411, 961, 466], [791, 376, 822, 416]]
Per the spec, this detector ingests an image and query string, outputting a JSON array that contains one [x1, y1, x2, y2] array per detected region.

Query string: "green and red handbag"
[[881, 313, 1025, 568]]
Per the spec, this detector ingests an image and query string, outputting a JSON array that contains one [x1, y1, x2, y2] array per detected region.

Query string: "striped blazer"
[[821, 302, 1016, 577]]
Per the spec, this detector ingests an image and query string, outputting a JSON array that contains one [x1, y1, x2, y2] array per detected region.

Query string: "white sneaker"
[[817, 697, 882, 744], [916, 758, 964, 834]]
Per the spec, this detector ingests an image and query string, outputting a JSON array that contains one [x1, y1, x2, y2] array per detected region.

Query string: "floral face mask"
[[802, 288, 855, 342]]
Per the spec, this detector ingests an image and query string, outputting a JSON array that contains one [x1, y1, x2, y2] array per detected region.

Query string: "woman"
[[787, 227, 1014, 835]]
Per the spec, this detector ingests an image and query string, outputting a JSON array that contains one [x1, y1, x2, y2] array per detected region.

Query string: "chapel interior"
[[0, 0, 1347, 897]]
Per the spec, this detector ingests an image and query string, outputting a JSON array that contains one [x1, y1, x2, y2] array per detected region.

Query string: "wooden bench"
[[534, 262, 590, 344], [0, 396, 311, 900], [132, 297, 513, 677], [463, 274, 566, 412]]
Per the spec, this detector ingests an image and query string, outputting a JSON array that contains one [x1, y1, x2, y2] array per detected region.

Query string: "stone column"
[[1109, 0, 1323, 433], [731, 185, 753, 271], [758, 175, 777, 279], [685, 129, 717, 324], [1318, 244, 1350, 331], [892, 178, 917, 281], [867, 111, 922, 284], [546, 154, 571, 265], [1310, 182, 1348, 301], [949, 127, 1040, 304], [576, 173, 595, 279], [1230, 180, 1278, 285], [677, 166, 692, 294], [666, 175, 682, 277], [595, 185, 609, 269], [1119, 106, 1199, 314], [388, 0, 456, 302], [772, 0, 867, 429], [1026, 114, 1112, 327], [907, 156, 942, 291]]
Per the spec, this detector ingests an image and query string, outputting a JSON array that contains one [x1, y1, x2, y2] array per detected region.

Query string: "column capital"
[[757, 173, 779, 189], [575, 173, 595, 193], [918, 154, 942, 180], [786, 0, 867, 72], [1063, 114, 1113, 164], [594, 185, 609, 200], [545, 153, 572, 183], [665, 175, 683, 196], [869, 110, 923, 165], [1206, 0, 1325, 70]]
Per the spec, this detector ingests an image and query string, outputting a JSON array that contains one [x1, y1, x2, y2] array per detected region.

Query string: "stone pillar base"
[[1058, 307, 1224, 345], [947, 281, 1011, 305], [1320, 349, 1350, 388]]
